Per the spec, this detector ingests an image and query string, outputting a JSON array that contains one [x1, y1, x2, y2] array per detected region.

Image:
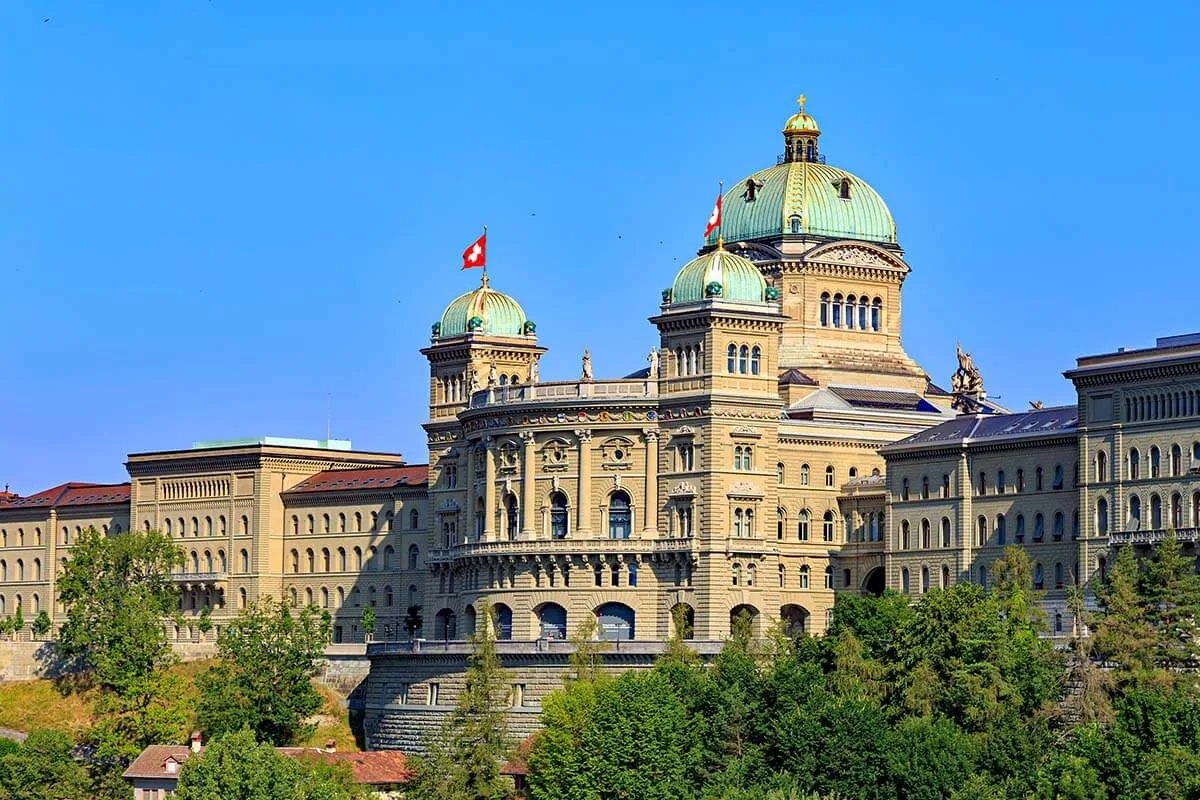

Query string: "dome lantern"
[[782, 93, 821, 164]]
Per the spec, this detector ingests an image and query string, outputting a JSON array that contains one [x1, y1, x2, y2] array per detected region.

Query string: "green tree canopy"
[[196, 597, 331, 746], [0, 729, 90, 800]]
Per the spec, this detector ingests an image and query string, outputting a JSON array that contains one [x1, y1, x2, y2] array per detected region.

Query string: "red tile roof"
[[122, 745, 193, 779], [285, 466, 428, 494], [0, 482, 130, 510], [277, 749, 412, 784]]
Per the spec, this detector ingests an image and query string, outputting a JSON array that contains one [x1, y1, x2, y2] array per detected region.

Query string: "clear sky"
[[2, 0, 1198, 492]]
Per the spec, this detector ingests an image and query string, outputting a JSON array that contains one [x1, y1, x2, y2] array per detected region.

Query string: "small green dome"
[[670, 247, 767, 305], [437, 276, 530, 338]]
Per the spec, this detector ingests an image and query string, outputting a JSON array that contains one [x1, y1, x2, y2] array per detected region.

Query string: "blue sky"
[[2, 0, 1198, 492]]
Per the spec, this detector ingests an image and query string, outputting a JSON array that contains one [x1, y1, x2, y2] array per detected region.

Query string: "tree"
[[196, 606, 213, 637], [1093, 545, 1156, 680], [196, 597, 330, 746], [0, 729, 90, 800], [566, 616, 609, 684], [31, 611, 51, 639], [410, 602, 512, 800], [1062, 586, 1112, 725], [1140, 529, 1200, 672], [12, 607, 23, 638], [175, 729, 363, 800], [991, 545, 1045, 630], [55, 527, 183, 693], [404, 605, 423, 640], [360, 607, 376, 640]]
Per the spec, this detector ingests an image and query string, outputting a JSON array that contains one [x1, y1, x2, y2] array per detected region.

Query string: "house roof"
[[284, 466, 428, 495], [884, 405, 1078, 452], [778, 368, 818, 386], [277, 749, 412, 785], [122, 746, 193, 779], [0, 482, 130, 510]]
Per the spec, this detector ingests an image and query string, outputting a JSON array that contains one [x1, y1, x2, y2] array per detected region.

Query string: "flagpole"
[[481, 224, 488, 286], [716, 181, 724, 249]]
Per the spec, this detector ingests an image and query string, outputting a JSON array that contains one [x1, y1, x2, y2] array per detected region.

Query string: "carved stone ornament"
[[811, 245, 888, 267], [727, 480, 763, 498], [436, 498, 461, 514], [669, 481, 698, 497], [730, 425, 761, 438]]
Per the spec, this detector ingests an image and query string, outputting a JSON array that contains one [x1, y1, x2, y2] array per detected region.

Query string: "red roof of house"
[[122, 745, 194, 779], [278, 749, 413, 784], [285, 466, 428, 494], [0, 482, 130, 510]]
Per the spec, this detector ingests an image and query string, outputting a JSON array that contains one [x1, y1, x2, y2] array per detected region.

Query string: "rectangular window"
[[399, 683, 410, 704], [428, 683, 440, 706], [512, 684, 525, 708]]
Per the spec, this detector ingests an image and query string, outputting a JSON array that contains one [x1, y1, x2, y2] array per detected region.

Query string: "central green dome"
[[706, 98, 896, 246], [669, 247, 768, 305], [436, 275, 531, 338]]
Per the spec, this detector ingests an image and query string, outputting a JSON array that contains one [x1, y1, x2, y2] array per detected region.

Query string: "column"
[[576, 429, 592, 536], [642, 429, 659, 536], [466, 443, 478, 542], [483, 437, 496, 541], [521, 431, 537, 539]]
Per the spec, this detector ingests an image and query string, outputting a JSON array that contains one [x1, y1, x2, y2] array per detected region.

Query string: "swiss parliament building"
[[4, 99, 1199, 748]]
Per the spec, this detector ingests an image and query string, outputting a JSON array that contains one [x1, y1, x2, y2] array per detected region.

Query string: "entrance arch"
[[780, 604, 810, 637], [595, 602, 635, 641], [669, 603, 695, 639], [534, 602, 567, 640], [730, 604, 760, 636], [862, 566, 886, 596]]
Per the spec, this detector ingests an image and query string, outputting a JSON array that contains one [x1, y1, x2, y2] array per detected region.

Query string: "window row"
[[1127, 443, 1200, 480], [725, 344, 762, 375], [733, 446, 754, 471], [56, 522, 126, 547], [674, 343, 704, 377], [899, 564, 952, 595], [1125, 389, 1200, 423], [0, 558, 42, 582], [898, 518, 953, 550], [0, 528, 42, 547], [768, 562, 834, 590], [288, 544, 417, 574], [818, 293, 883, 331], [289, 509, 419, 535], [783, 509, 840, 543], [971, 511, 1078, 547], [289, 583, 417, 611], [1126, 490, 1200, 531], [179, 548, 250, 574], [160, 515, 248, 538], [0, 594, 40, 615], [786, 463, 841, 487]]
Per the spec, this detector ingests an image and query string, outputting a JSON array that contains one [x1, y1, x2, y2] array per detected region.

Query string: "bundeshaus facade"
[[4, 99, 1199, 748]]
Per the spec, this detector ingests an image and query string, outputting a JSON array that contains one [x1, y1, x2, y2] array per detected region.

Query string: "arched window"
[[291, 515, 299, 535], [832, 293, 843, 327], [1034, 513, 1045, 542], [776, 508, 786, 540], [381, 545, 394, 570], [1171, 444, 1183, 477], [321, 514, 330, 534], [825, 465, 834, 487], [595, 603, 635, 641], [997, 470, 1006, 494], [1097, 450, 1108, 482], [799, 564, 810, 588], [777, 462, 785, 483], [750, 346, 761, 375], [901, 520, 910, 550], [354, 547, 363, 571], [338, 548, 346, 571], [505, 495, 520, 540], [921, 475, 930, 499], [240, 549, 249, 573], [941, 517, 951, 548], [1053, 464, 1064, 490], [1129, 495, 1142, 527], [800, 464, 810, 485], [550, 492, 569, 539], [901, 478, 909, 501], [608, 491, 631, 539], [1053, 512, 1064, 541], [1033, 563, 1044, 590], [290, 549, 299, 573], [921, 566, 930, 593], [871, 297, 881, 331], [901, 567, 910, 594], [822, 511, 834, 542], [33, 559, 41, 581], [858, 296, 868, 329], [354, 512, 363, 532], [306, 515, 315, 534], [734, 446, 743, 470], [979, 565, 987, 587], [241, 515, 249, 535], [1016, 469, 1025, 492], [1035, 467, 1044, 491], [845, 294, 856, 328], [727, 344, 736, 373], [1151, 494, 1163, 529], [1097, 498, 1109, 535], [734, 509, 745, 538], [738, 345, 749, 374], [305, 549, 315, 573], [1129, 447, 1141, 479], [941, 565, 950, 589], [824, 565, 834, 589], [819, 293, 829, 327], [321, 549, 330, 572], [798, 510, 810, 541], [407, 544, 419, 570], [411, 509, 421, 529], [996, 513, 1006, 545], [1054, 562, 1064, 589], [977, 516, 987, 547], [1016, 514, 1026, 543], [921, 518, 931, 549]]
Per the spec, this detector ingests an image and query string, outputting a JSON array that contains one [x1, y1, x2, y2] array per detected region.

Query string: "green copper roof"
[[438, 277, 529, 338], [670, 247, 767, 305], [706, 161, 896, 246]]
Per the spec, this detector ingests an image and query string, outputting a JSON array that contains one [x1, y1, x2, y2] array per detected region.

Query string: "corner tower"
[[704, 97, 928, 393]]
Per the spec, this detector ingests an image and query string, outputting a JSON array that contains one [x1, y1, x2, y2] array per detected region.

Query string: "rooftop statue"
[[581, 349, 594, 382]]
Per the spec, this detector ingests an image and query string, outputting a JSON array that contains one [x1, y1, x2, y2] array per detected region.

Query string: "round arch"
[[861, 566, 886, 596], [595, 602, 635, 641], [780, 604, 810, 637], [533, 602, 567, 640]]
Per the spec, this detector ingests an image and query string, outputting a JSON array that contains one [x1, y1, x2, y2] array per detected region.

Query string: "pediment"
[[804, 241, 908, 273]]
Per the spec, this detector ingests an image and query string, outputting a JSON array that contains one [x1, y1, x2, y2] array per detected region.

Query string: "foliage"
[[196, 606, 212, 636], [1093, 545, 1157, 680], [0, 729, 91, 800], [11, 608, 22, 636], [55, 527, 183, 693], [403, 604, 423, 639], [409, 602, 512, 800], [360, 607, 376, 638], [31, 611, 51, 638], [175, 729, 364, 800], [566, 616, 609, 684], [1140, 528, 1200, 673], [196, 597, 330, 746]]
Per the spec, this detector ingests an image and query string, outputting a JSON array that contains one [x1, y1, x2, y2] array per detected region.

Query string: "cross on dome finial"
[[796, 93, 807, 112]]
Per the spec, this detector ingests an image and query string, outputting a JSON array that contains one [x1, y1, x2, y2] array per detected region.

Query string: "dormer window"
[[838, 178, 851, 200], [789, 215, 802, 234]]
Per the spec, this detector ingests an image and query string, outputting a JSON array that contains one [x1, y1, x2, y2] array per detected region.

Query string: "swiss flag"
[[704, 193, 722, 237], [461, 233, 487, 269]]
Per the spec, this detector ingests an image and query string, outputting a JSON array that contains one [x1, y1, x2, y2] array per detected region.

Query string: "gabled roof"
[[278, 749, 412, 785], [285, 466, 428, 495], [122, 745, 193, 779], [0, 482, 130, 510], [924, 379, 951, 397], [829, 385, 941, 413], [884, 405, 1078, 452], [778, 368, 818, 386]]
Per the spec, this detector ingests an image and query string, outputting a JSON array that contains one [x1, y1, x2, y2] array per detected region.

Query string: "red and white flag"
[[704, 193, 722, 237], [461, 232, 487, 269]]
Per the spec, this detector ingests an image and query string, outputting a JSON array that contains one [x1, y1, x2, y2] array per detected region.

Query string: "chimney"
[[324, 739, 336, 753], [190, 731, 202, 753]]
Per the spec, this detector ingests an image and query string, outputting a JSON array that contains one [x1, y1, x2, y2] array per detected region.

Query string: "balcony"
[[427, 536, 696, 563], [172, 571, 227, 588], [468, 379, 657, 410], [1108, 527, 1200, 547]]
